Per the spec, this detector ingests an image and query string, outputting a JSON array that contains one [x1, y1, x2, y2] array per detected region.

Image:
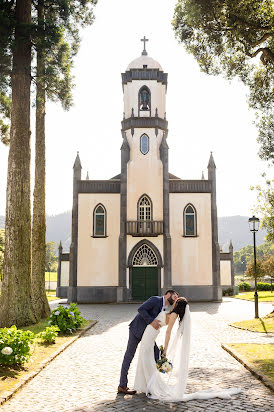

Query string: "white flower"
[[1, 346, 13, 355], [162, 361, 172, 373], [54, 311, 60, 316]]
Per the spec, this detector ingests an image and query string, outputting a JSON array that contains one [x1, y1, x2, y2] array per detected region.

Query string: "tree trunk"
[[31, 0, 50, 321], [0, 0, 35, 327]]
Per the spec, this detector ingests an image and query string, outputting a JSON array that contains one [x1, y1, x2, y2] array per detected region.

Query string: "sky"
[[0, 0, 271, 218]]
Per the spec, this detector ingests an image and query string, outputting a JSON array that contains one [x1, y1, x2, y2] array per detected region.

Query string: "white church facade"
[[57, 41, 234, 303]]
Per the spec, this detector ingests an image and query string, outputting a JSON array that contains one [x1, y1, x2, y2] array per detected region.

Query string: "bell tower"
[[119, 39, 171, 299]]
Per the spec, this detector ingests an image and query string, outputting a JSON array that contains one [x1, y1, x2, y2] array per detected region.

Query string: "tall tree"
[[31, 0, 97, 321], [173, 0, 274, 164], [251, 176, 274, 241], [0, 1, 12, 145], [0, 0, 36, 327]]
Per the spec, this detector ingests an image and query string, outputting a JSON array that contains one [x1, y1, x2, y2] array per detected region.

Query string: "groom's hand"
[[151, 319, 161, 330]]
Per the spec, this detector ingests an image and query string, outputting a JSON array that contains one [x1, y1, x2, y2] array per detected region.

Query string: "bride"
[[134, 297, 241, 402]]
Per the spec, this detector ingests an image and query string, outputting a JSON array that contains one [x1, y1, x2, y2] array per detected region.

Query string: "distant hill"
[[218, 215, 267, 251], [0, 213, 267, 253]]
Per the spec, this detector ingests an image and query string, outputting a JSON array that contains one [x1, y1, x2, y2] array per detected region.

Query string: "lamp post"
[[248, 215, 260, 319]]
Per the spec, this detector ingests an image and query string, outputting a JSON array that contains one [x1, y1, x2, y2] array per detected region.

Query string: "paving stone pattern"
[[1, 298, 274, 412]]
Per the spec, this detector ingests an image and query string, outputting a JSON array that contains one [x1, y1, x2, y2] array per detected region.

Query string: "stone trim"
[[208, 158, 221, 301], [160, 134, 172, 289], [56, 286, 68, 298], [76, 286, 119, 303], [119, 136, 130, 302], [121, 117, 168, 132], [68, 158, 81, 303], [127, 238, 163, 268], [172, 285, 222, 302], [169, 180, 212, 193], [60, 253, 69, 261], [220, 253, 232, 260], [122, 69, 168, 86], [77, 180, 120, 193]]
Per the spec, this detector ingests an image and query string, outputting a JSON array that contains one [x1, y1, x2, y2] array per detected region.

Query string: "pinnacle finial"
[[59, 241, 62, 249], [73, 151, 82, 169], [140, 36, 149, 56], [201, 171, 205, 180], [229, 239, 233, 251], [207, 151, 216, 168], [86, 171, 89, 180]]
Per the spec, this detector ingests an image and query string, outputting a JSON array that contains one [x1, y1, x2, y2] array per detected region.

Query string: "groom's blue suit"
[[119, 296, 163, 388]]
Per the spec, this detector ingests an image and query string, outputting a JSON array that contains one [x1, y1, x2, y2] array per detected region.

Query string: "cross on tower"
[[140, 36, 149, 56]]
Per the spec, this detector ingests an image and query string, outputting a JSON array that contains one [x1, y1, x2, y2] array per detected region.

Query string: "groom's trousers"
[[119, 329, 159, 388]]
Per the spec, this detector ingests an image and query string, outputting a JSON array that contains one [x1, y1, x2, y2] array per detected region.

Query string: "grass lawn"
[[46, 290, 59, 302], [225, 343, 274, 384], [0, 319, 95, 396], [45, 272, 57, 282], [230, 311, 274, 333], [233, 291, 274, 302]]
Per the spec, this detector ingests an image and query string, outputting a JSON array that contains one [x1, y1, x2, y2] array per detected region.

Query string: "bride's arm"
[[163, 313, 177, 355]]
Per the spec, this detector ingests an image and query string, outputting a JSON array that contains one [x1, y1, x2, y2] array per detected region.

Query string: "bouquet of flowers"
[[156, 345, 173, 374]]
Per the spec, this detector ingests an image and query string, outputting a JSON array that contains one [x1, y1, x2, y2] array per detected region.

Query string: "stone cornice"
[[77, 180, 120, 193], [169, 180, 212, 193], [121, 116, 168, 132], [122, 69, 168, 86]]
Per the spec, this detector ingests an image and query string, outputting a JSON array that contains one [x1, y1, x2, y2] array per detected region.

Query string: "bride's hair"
[[170, 297, 188, 323]]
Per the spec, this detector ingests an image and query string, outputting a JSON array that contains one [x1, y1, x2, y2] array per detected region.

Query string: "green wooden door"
[[132, 266, 158, 301]]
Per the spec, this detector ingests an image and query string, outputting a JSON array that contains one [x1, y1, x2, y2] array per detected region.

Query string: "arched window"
[[138, 86, 151, 114], [132, 244, 158, 266], [138, 195, 152, 221], [93, 204, 106, 237], [137, 195, 152, 234], [184, 204, 197, 236], [140, 134, 149, 155]]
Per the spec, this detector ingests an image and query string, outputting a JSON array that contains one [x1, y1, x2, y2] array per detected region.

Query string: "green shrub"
[[37, 326, 60, 344], [222, 287, 234, 296], [238, 282, 251, 291], [0, 325, 34, 365], [49, 303, 84, 334], [257, 282, 271, 291]]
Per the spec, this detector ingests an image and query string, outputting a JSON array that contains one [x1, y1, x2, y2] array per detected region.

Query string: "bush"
[[257, 282, 271, 291], [37, 326, 60, 344], [49, 303, 84, 334], [0, 325, 34, 365], [222, 287, 234, 296], [238, 282, 251, 291]]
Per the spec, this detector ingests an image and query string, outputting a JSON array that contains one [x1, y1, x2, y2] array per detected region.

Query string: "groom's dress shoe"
[[117, 386, 136, 395]]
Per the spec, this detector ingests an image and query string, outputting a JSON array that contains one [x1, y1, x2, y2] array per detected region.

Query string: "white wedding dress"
[[134, 307, 241, 402]]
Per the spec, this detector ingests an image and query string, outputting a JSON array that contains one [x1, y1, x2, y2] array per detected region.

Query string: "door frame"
[[127, 239, 163, 301]]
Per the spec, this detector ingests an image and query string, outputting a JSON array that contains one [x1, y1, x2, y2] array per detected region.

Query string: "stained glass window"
[[140, 134, 149, 155], [184, 204, 196, 236], [94, 204, 106, 236]]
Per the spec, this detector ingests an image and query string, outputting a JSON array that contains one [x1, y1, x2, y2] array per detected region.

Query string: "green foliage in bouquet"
[[49, 303, 84, 334], [37, 326, 60, 344], [157, 345, 173, 374], [0, 325, 34, 365]]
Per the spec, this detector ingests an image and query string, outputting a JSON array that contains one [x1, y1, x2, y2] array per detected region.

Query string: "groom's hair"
[[164, 289, 178, 296]]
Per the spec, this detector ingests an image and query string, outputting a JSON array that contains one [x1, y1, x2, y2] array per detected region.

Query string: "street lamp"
[[248, 215, 260, 319]]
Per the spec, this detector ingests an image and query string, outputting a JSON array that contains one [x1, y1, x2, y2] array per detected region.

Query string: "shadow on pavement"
[[71, 367, 273, 412]]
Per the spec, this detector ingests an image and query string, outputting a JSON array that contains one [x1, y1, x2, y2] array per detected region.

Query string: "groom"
[[118, 289, 179, 395]]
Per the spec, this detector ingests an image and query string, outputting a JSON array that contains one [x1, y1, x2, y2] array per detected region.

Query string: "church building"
[[57, 39, 234, 303]]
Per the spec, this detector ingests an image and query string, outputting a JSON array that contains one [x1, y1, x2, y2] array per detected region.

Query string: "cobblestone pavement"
[[1, 298, 274, 412]]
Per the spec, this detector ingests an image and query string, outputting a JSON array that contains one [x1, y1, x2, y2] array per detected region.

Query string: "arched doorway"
[[128, 240, 163, 301]]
